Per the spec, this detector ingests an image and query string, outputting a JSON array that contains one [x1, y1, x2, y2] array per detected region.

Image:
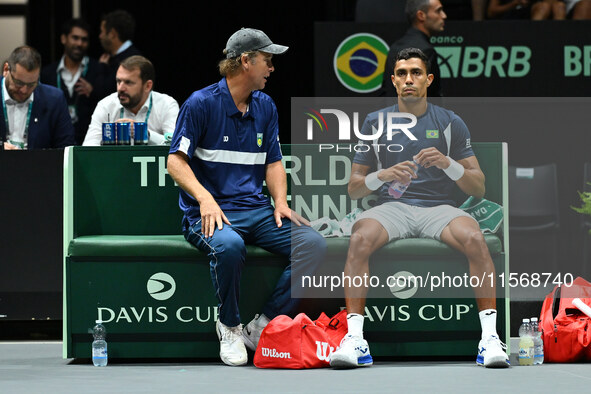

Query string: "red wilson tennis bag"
[[254, 310, 348, 369], [540, 277, 591, 362]]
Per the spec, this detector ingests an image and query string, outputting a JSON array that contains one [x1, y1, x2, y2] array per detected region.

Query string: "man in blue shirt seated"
[[167, 28, 326, 366], [329, 47, 510, 369]]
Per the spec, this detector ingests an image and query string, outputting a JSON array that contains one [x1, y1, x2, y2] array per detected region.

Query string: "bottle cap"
[[531, 317, 538, 322], [95, 319, 102, 324], [522, 318, 530, 322]]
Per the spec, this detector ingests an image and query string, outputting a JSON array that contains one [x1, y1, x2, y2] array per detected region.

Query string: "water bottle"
[[518, 318, 533, 366], [92, 320, 108, 367], [530, 317, 544, 365], [388, 160, 420, 199]]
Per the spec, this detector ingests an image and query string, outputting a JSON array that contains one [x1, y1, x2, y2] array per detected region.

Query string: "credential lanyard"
[[119, 92, 152, 123], [1, 77, 33, 143]]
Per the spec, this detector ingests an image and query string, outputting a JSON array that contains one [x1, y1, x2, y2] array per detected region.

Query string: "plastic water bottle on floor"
[[530, 317, 544, 365], [92, 320, 108, 367], [388, 161, 420, 199], [518, 318, 533, 366]]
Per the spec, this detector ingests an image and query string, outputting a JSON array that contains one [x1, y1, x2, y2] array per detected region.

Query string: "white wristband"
[[443, 157, 465, 181], [364, 171, 384, 190]]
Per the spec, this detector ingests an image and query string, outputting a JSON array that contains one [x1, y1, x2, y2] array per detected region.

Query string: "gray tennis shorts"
[[355, 202, 476, 241]]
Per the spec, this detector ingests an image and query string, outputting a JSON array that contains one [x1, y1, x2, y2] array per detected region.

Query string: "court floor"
[[1, 340, 591, 393]]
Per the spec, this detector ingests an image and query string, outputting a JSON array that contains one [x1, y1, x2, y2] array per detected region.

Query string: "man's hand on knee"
[[200, 197, 231, 237]]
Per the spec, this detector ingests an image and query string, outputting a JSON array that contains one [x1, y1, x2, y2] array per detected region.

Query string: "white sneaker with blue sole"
[[476, 335, 510, 368], [329, 334, 373, 368]]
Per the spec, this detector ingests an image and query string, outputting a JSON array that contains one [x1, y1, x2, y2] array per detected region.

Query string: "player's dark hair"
[[395, 47, 431, 73]]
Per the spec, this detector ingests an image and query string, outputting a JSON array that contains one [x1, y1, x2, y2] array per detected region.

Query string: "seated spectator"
[[531, 0, 566, 20], [488, 0, 591, 19], [83, 56, 178, 146], [2, 46, 75, 150], [471, 0, 487, 20], [41, 18, 109, 145], [566, 0, 591, 18], [487, 0, 533, 19]]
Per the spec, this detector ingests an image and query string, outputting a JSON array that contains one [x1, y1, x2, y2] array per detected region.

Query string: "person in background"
[[97, 9, 142, 97], [565, 0, 591, 18], [41, 18, 109, 145], [83, 55, 178, 146], [471, 0, 488, 20], [488, 0, 591, 19], [487, 0, 533, 19], [1, 46, 75, 150], [380, 0, 446, 97]]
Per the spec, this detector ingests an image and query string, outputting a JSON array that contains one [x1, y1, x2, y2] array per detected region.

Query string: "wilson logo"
[[261, 348, 292, 359], [315, 341, 335, 361]]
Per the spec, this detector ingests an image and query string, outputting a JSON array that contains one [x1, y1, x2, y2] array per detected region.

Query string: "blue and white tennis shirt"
[[169, 78, 282, 225], [353, 103, 474, 208]]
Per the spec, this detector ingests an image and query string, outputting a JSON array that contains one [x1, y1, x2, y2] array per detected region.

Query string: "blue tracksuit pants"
[[183, 206, 326, 327]]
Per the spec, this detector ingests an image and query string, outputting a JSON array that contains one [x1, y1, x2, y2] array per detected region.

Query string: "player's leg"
[[331, 203, 406, 368], [551, 0, 567, 19], [437, 212, 509, 368], [572, 0, 591, 19], [241, 206, 326, 351], [184, 218, 248, 366], [531, 1, 552, 20]]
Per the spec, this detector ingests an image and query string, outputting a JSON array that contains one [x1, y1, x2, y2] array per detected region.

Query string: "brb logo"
[[305, 108, 418, 145], [147, 272, 176, 301], [435, 43, 531, 79]]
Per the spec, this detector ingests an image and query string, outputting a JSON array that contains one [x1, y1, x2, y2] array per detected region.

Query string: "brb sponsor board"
[[315, 21, 591, 97]]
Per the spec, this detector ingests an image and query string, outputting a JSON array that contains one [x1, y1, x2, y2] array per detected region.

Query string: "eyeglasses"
[[9, 70, 39, 89]]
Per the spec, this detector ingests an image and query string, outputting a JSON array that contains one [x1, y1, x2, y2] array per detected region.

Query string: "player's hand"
[[273, 204, 310, 227], [414, 147, 449, 169], [74, 77, 93, 98], [378, 161, 418, 184], [199, 197, 231, 237]]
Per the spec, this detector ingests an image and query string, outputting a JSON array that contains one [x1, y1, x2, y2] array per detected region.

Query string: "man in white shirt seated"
[[83, 55, 179, 146]]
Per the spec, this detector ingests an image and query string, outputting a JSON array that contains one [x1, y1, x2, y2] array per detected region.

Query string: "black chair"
[[509, 164, 560, 274], [355, 0, 407, 23]]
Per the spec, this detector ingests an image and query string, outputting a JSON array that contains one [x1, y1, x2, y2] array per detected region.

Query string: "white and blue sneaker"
[[476, 335, 510, 368], [329, 334, 373, 368]]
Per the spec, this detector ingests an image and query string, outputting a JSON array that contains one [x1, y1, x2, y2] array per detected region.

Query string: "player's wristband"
[[443, 157, 465, 181], [364, 171, 384, 190]]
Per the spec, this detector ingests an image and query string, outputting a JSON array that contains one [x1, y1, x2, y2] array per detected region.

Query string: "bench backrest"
[[64, 143, 507, 239]]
